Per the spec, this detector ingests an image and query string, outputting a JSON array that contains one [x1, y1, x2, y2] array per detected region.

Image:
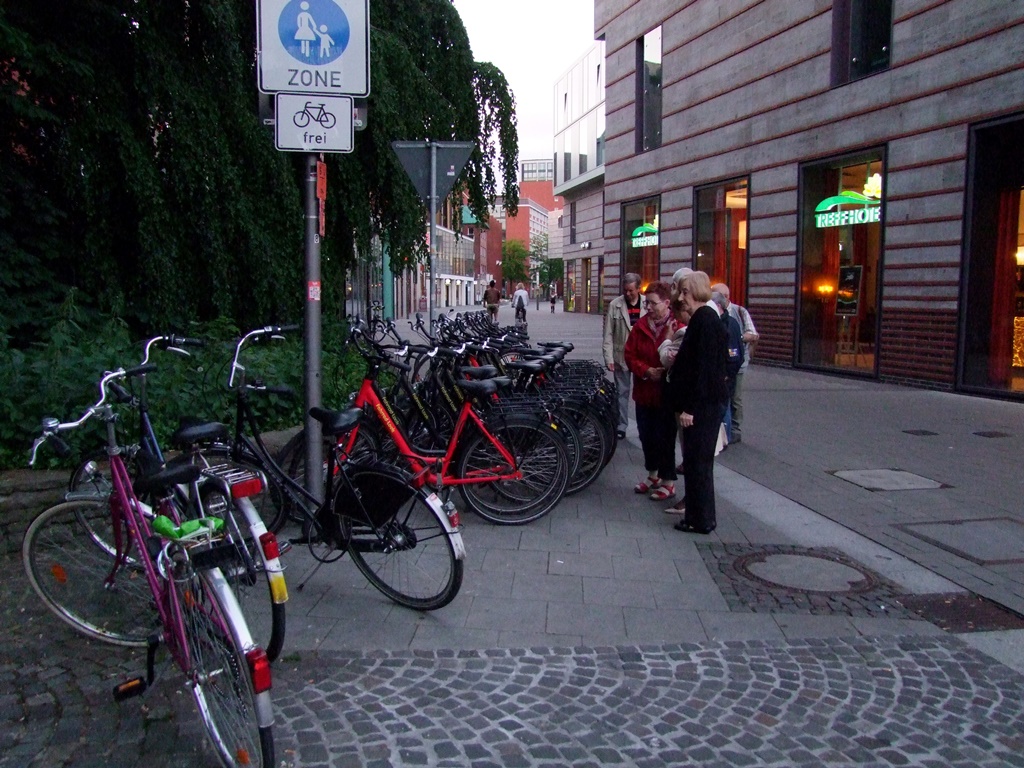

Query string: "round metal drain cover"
[[734, 552, 878, 595]]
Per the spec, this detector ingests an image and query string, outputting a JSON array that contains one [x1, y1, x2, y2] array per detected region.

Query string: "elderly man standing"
[[603, 273, 644, 440], [711, 282, 758, 443]]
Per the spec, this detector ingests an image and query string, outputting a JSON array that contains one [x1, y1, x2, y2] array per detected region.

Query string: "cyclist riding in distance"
[[512, 282, 529, 327]]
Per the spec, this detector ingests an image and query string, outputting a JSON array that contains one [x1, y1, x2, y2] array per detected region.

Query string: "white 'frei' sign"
[[257, 0, 370, 96]]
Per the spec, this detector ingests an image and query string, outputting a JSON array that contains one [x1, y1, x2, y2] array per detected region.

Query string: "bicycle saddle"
[[134, 461, 202, 497], [171, 421, 230, 447], [459, 365, 499, 380], [308, 406, 362, 437]]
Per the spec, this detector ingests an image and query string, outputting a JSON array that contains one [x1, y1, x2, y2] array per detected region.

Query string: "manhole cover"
[[734, 551, 878, 595], [897, 593, 1024, 632], [832, 469, 944, 491]]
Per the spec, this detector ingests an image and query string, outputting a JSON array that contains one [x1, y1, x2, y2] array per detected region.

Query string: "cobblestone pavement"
[[6, 558, 1024, 768]]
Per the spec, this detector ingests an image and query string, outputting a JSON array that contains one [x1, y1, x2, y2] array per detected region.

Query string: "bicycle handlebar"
[[229, 324, 298, 388], [29, 365, 154, 466]]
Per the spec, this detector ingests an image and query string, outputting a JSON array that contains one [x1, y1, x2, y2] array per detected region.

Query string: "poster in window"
[[836, 265, 862, 317]]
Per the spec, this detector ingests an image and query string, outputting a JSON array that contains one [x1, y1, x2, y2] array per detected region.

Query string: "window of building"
[[832, 0, 893, 85], [569, 201, 577, 245], [621, 197, 661, 288], [797, 150, 884, 374], [695, 178, 750, 305], [635, 26, 662, 153], [961, 116, 1024, 395]]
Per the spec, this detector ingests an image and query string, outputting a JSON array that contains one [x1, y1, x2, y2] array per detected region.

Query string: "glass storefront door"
[[695, 178, 749, 304], [797, 150, 884, 373], [961, 115, 1024, 394]]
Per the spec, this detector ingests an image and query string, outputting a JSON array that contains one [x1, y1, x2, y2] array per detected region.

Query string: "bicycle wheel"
[[333, 462, 463, 610], [457, 416, 569, 524], [175, 567, 274, 768], [563, 402, 609, 495], [22, 500, 155, 646], [199, 486, 287, 663]]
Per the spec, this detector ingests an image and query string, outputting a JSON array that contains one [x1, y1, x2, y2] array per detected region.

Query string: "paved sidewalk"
[[4, 302, 1024, 766]]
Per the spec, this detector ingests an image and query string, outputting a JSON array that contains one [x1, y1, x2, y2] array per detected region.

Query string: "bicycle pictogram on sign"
[[293, 102, 337, 129]]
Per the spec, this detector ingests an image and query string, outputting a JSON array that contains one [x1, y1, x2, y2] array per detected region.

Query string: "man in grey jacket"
[[603, 273, 645, 439]]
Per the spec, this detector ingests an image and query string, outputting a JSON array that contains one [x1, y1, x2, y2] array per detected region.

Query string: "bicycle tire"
[[22, 500, 155, 646], [334, 462, 463, 610], [176, 567, 274, 768], [293, 110, 310, 128], [320, 112, 337, 129], [198, 486, 287, 663], [456, 416, 569, 525], [563, 402, 609, 495]]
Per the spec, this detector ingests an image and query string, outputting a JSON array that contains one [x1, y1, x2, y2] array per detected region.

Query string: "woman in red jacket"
[[623, 281, 677, 501]]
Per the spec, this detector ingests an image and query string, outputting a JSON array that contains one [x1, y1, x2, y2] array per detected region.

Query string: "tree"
[[0, 0, 518, 343], [500, 240, 530, 288]]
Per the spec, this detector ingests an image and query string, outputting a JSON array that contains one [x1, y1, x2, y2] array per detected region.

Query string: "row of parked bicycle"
[[20, 309, 618, 767]]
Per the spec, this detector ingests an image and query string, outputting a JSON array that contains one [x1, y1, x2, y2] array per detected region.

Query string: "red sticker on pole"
[[316, 161, 327, 200], [319, 198, 325, 237], [308, 281, 321, 301]]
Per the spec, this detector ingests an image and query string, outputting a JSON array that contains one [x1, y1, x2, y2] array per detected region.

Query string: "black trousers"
[[681, 403, 725, 530], [635, 403, 678, 482]]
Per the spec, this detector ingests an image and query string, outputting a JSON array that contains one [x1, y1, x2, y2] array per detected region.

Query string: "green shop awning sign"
[[814, 190, 881, 229], [631, 223, 659, 248]]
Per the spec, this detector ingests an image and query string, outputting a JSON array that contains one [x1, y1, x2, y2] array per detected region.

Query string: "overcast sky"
[[451, 0, 596, 163]]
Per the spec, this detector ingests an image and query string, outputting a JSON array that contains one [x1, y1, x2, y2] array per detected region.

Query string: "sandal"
[[649, 484, 675, 501], [664, 499, 686, 515], [634, 476, 662, 494]]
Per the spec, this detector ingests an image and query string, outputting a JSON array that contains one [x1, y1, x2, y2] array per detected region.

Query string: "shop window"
[[797, 151, 884, 373], [962, 117, 1024, 394], [622, 197, 661, 288], [832, 0, 893, 86], [635, 27, 662, 153], [695, 178, 750, 305]]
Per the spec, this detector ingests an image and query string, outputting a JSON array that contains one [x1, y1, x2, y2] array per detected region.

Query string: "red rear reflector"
[[245, 648, 272, 693], [447, 509, 461, 528], [258, 531, 281, 560], [230, 476, 264, 499]]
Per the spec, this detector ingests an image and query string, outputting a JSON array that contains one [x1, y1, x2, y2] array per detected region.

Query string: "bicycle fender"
[[426, 492, 466, 561]]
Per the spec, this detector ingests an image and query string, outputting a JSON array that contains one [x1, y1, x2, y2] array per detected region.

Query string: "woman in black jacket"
[[664, 271, 728, 534]]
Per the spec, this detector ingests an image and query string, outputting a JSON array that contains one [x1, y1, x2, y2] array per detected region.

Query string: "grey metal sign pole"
[[428, 141, 437, 324], [303, 154, 323, 501]]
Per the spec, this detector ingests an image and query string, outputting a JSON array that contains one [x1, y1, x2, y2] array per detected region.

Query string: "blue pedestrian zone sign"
[[278, 0, 350, 66], [258, 0, 370, 96]]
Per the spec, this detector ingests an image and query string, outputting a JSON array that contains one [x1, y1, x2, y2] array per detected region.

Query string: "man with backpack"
[[712, 291, 744, 445], [711, 282, 759, 443]]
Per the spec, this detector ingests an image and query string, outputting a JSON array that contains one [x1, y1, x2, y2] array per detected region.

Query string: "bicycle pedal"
[[112, 676, 147, 702]]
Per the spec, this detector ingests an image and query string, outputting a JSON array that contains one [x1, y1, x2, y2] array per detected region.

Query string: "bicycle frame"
[[345, 368, 522, 489]]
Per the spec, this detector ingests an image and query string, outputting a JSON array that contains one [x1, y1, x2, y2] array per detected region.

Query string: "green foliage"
[[1, 0, 518, 343], [536, 258, 564, 293], [0, 315, 367, 471], [500, 239, 531, 285]]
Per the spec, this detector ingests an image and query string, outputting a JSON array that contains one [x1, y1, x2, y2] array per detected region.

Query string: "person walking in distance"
[[711, 283, 758, 443], [603, 273, 645, 440], [483, 280, 501, 322], [512, 282, 529, 327]]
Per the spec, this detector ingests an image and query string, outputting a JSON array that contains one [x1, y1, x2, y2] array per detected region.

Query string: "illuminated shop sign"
[[631, 223, 659, 248], [814, 173, 883, 229]]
